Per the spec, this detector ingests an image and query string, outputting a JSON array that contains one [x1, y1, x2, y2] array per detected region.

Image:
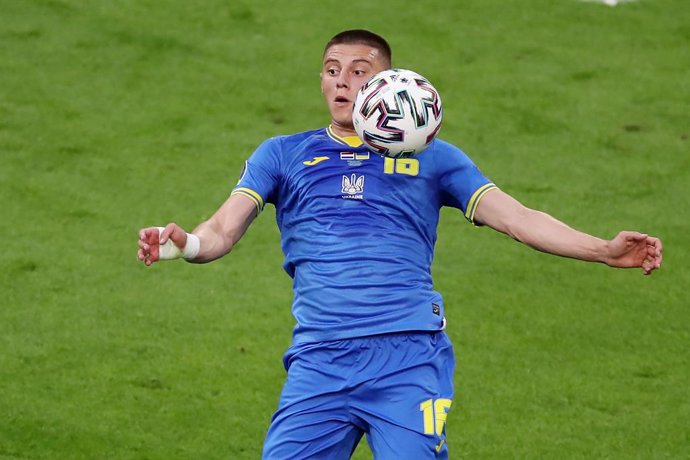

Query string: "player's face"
[[321, 44, 389, 136]]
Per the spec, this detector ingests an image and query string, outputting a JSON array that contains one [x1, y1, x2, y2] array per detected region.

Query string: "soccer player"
[[137, 30, 662, 459]]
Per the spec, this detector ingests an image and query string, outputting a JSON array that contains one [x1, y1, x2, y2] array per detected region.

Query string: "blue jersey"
[[233, 126, 495, 344]]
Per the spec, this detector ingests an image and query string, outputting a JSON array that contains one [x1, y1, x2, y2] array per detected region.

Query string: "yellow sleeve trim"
[[231, 187, 265, 214], [465, 183, 497, 223]]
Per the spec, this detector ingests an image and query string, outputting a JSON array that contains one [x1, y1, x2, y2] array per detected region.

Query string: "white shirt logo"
[[342, 174, 364, 199], [340, 151, 370, 167]]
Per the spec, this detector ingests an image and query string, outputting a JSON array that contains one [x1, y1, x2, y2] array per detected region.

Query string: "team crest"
[[342, 174, 364, 199]]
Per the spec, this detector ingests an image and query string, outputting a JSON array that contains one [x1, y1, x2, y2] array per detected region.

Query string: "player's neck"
[[329, 122, 357, 138]]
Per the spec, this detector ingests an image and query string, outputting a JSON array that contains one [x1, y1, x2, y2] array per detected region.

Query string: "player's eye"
[[354, 69, 367, 76], [327, 68, 339, 76]]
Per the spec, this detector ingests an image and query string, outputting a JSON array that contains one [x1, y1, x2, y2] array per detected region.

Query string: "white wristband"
[[157, 227, 201, 261]]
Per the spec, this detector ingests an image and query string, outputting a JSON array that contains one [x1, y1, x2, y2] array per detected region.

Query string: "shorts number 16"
[[420, 398, 453, 436]]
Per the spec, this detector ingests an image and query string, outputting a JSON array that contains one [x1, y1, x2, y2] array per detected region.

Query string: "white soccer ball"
[[352, 68, 442, 158]]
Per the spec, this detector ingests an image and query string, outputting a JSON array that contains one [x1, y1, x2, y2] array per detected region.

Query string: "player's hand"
[[137, 223, 188, 266], [605, 231, 663, 275]]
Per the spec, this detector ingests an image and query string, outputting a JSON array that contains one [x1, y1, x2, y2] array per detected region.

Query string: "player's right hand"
[[137, 223, 188, 266]]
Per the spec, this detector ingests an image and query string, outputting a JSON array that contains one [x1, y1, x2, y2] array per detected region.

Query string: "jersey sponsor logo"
[[342, 174, 364, 199], [303, 156, 330, 166]]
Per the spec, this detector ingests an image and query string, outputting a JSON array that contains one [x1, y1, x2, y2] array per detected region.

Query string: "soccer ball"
[[352, 68, 442, 158]]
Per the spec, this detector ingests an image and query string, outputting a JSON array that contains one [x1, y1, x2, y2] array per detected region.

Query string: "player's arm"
[[473, 188, 663, 275], [137, 194, 258, 266]]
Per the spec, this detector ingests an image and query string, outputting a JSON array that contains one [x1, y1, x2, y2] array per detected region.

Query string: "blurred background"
[[1, 1, 688, 458]]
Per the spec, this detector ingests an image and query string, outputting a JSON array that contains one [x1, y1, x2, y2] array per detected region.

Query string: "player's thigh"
[[366, 420, 450, 460], [356, 332, 455, 459], [263, 341, 364, 460], [263, 414, 363, 460]]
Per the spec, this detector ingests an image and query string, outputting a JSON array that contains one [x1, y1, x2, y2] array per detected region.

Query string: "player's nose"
[[336, 72, 349, 88]]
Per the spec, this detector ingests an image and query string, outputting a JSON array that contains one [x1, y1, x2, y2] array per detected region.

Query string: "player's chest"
[[286, 148, 430, 200]]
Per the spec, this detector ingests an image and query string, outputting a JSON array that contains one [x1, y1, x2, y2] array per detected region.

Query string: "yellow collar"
[[326, 125, 363, 147]]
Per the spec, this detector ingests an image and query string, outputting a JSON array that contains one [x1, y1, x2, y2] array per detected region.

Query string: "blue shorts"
[[262, 331, 455, 459]]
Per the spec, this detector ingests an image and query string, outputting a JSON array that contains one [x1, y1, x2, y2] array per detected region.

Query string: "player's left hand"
[[605, 231, 663, 275]]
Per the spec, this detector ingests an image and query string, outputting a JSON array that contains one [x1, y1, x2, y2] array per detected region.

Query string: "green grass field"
[[1, 0, 688, 458]]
